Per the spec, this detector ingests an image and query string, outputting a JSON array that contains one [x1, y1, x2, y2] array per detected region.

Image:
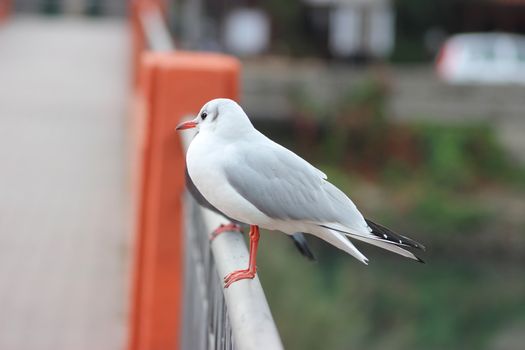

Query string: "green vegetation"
[[259, 240, 525, 350], [254, 77, 525, 350]]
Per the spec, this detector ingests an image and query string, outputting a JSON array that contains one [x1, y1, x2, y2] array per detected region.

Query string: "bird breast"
[[186, 135, 271, 227]]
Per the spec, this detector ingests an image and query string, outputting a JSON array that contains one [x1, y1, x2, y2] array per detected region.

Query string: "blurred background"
[[2, 0, 525, 349]]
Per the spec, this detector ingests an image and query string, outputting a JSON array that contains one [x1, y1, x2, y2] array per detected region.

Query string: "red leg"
[[224, 225, 260, 288], [210, 222, 243, 241]]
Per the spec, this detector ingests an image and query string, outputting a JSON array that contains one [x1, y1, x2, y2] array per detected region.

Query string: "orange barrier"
[[128, 51, 240, 350], [0, 0, 11, 22]]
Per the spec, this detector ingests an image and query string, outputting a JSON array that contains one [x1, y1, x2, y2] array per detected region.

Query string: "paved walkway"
[[0, 17, 130, 349]]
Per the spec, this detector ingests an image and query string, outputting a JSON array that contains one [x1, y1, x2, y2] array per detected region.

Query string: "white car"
[[436, 33, 525, 85]]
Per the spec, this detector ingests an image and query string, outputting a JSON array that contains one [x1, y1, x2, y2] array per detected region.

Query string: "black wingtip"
[[365, 218, 425, 251], [415, 256, 425, 264]]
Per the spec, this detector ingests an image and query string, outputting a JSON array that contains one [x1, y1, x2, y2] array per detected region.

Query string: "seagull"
[[185, 168, 316, 261], [177, 98, 425, 288]]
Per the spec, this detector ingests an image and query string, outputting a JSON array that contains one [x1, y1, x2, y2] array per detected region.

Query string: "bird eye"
[[201, 112, 208, 120]]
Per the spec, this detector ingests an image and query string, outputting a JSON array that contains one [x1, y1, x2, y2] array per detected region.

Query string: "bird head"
[[175, 98, 253, 137]]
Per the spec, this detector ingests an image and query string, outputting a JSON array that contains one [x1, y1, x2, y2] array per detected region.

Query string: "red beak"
[[175, 120, 198, 131]]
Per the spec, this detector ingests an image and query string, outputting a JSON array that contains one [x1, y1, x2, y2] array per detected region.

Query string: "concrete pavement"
[[0, 16, 130, 350]]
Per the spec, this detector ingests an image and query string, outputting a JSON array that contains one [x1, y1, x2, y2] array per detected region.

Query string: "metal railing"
[[181, 195, 235, 350], [130, 2, 284, 349], [139, 4, 173, 52], [180, 131, 284, 350]]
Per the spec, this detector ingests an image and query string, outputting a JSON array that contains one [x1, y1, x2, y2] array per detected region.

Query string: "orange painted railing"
[[0, 0, 11, 22], [128, 2, 240, 349]]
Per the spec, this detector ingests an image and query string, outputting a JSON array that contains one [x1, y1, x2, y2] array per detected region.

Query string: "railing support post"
[[129, 51, 240, 350]]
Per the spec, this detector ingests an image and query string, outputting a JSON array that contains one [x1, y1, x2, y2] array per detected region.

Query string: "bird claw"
[[210, 223, 243, 241], [223, 268, 256, 288]]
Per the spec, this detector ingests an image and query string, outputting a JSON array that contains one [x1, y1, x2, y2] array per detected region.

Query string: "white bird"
[[185, 168, 317, 261], [177, 98, 424, 288]]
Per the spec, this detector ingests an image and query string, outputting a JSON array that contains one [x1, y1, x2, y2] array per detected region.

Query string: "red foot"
[[210, 223, 243, 241], [223, 225, 260, 288], [224, 268, 257, 288]]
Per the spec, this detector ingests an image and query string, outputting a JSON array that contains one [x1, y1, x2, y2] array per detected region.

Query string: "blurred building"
[[13, 0, 126, 16], [305, 0, 394, 59], [222, 7, 270, 56], [173, 0, 394, 60]]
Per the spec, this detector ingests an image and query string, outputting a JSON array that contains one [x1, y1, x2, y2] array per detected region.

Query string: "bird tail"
[[319, 221, 425, 263], [315, 227, 369, 264], [345, 234, 424, 263]]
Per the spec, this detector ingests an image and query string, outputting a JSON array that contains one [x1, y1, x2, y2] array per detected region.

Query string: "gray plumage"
[[185, 168, 317, 261], [223, 139, 425, 261]]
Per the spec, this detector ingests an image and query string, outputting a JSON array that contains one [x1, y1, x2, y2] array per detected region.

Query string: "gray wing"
[[224, 142, 425, 260], [224, 142, 370, 234], [186, 167, 317, 260]]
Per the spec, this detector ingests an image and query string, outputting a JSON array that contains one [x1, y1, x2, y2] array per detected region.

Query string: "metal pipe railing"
[[139, 4, 173, 52], [181, 194, 234, 350], [130, 2, 282, 348], [180, 130, 284, 350]]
